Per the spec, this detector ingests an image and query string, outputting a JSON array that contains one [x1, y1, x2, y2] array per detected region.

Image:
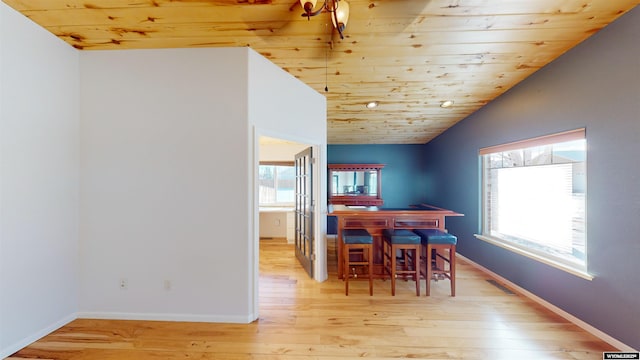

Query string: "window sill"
[[474, 234, 593, 281], [259, 206, 295, 212]]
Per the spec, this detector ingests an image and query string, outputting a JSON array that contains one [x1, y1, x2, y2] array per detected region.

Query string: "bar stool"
[[382, 229, 421, 296], [414, 228, 457, 296], [342, 229, 374, 296]]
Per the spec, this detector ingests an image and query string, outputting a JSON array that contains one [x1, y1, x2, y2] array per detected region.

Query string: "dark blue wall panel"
[[327, 144, 428, 208], [422, 7, 640, 349]]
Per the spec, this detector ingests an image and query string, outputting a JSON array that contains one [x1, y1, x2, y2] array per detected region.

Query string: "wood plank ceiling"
[[3, 0, 638, 144]]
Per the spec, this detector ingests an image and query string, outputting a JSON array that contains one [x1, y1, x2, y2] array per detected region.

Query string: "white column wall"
[[79, 48, 252, 322], [0, 3, 80, 357], [247, 49, 328, 283]]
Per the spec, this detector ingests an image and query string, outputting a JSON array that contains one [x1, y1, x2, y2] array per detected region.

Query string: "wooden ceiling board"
[[4, 0, 638, 144]]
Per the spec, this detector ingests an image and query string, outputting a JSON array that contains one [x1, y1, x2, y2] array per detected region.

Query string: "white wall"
[[79, 47, 252, 322], [0, 3, 80, 357], [260, 142, 310, 162], [259, 211, 288, 238], [78, 47, 326, 323], [248, 49, 328, 282]]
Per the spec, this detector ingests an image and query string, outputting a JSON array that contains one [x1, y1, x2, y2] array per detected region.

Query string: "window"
[[259, 163, 295, 205], [477, 129, 589, 278]]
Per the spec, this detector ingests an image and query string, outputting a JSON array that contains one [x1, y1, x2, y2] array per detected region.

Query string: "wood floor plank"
[[8, 238, 616, 359]]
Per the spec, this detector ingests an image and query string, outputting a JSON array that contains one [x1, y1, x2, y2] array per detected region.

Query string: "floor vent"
[[487, 279, 515, 295]]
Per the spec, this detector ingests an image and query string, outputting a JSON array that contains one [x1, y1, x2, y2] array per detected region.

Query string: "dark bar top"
[[328, 203, 463, 216]]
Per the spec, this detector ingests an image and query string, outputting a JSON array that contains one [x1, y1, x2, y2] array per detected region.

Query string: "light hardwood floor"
[[9, 238, 615, 359]]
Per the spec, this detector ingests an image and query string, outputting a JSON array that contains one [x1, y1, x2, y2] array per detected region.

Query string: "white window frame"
[[259, 162, 295, 206], [475, 128, 592, 280]]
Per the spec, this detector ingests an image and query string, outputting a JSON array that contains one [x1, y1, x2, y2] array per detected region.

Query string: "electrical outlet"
[[163, 280, 171, 291], [120, 278, 128, 290]]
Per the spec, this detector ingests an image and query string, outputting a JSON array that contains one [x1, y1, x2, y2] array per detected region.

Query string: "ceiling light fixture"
[[440, 100, 454, 108], [366, 101, 378, 109], [299, 0, 350, 39]]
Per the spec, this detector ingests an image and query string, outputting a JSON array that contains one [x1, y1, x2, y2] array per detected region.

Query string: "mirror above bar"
[[328, 164, 384, 206]]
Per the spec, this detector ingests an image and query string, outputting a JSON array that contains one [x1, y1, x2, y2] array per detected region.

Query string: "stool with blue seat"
[[414, 228, 457, 296], [342, 229, 374, 296], [382, 229, 421, 296]]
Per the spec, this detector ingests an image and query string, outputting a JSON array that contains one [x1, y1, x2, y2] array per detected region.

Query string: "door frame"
[[251, 127, 327, 319]]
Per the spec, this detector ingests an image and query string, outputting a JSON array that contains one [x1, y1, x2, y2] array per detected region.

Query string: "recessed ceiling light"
[[366, 101, 378, 109], [440, 100, 454, 108]]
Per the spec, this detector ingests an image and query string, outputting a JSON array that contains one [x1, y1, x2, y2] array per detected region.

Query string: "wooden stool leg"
[[450, 245, 456, 297], [344, 245, 350, 296], [415, 246, 420, 296], [426, 244, 432, 296], [421, 244, 427, 294], [390, 244, 396, 296], [368, 245, 373, 296]]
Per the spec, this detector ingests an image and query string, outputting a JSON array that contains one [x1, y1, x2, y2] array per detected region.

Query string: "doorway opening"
[[253, 133, 327, 321]]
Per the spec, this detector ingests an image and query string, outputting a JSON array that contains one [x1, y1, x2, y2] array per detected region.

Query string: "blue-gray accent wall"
[[423, 7, 639, 349]]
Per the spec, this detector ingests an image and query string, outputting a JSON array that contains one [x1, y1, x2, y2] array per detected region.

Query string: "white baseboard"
[[457, 253, 636, 352], [0, 312, 77, 359], [77, 311, 254, 324]]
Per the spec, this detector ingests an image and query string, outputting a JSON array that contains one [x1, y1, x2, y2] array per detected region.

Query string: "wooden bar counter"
[[329, 204, 463, 279]]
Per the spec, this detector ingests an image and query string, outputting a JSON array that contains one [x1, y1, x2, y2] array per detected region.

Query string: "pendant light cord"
[[325, 24, 329, 92], [325, 45, 328, 92]]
